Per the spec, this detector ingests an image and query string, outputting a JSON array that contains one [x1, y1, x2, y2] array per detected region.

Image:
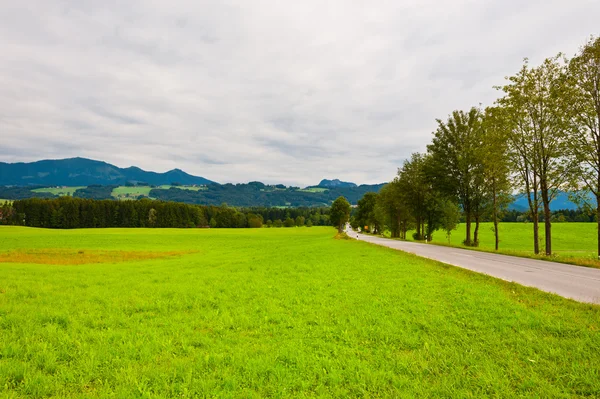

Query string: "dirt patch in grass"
[[0, 249, 196, 265], [334, 232, 352, 240]]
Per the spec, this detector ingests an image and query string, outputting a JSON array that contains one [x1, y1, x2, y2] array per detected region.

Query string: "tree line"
[[354, 36, 600, 257], [0, 197, 331, 229], [0, 181, 386, 207]]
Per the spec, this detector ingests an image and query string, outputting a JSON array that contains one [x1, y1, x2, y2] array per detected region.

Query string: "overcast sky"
[[1, 1, 598, 186]]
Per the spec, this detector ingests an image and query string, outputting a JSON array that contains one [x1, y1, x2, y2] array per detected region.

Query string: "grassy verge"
[[0, 226, 599, 397], [377, 222, 600, 269]]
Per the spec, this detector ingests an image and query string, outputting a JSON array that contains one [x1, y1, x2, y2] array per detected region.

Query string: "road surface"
[[346, 228, 600, 304]]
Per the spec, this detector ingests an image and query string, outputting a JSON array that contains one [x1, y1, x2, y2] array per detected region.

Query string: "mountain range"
[[316, 179, 357, 188], [0, 158, 216, 186], [0, 157, 590, 210]]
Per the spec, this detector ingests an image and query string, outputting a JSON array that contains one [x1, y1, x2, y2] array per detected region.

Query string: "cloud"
[[1, 0, 598, 186]]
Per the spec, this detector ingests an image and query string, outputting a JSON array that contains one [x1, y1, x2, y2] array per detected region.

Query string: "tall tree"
[[330, 196, 351, 233], [482, 106, 513, 250], [374, 180, 413, 239], [396, 153, 431, 240], [355, 192, 380, 233], [427, 107, 486, 246], [497, 56, 573, 255], [439, 200, 461, 243], [567, 36, 600, 258]]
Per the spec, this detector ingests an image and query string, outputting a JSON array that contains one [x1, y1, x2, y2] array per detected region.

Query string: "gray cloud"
[[1, 1, 599, 186]]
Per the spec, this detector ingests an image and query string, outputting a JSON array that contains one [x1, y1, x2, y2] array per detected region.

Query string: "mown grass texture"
[[0, 226, 599, 398]]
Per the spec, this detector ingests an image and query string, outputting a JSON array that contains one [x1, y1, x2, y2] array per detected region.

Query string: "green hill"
[[0, 158, 216, 186]]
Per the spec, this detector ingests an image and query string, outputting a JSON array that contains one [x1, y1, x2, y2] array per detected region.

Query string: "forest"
[[0, 197, 330, 229]]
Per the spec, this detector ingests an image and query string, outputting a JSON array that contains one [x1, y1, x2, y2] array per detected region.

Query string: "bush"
[[412, 232, 424, 241]]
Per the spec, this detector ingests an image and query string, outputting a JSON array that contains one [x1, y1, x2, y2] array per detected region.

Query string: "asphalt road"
[[346, 228, 600, 304]]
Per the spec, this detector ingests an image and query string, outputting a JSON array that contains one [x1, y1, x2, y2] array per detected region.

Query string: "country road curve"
[[346, 227, 600, 304]]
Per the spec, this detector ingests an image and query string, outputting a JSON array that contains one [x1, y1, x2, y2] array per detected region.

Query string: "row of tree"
[[0, 197, 332, 229], [355, 36, 600, 256]]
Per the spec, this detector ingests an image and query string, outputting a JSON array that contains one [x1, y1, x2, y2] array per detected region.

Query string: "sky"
[[1, 1, 599, 186]]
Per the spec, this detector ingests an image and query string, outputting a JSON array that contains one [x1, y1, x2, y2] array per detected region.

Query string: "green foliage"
[[0, 186, 57, 200], [568, 37, 600, 195], [374, 180, 413, 239], [7, 198, 332, 229], [73, 185, 117, 200], [330, 196, 351, 232], [284, 217, 295, 227], [497, 56, 575, 255], [0, 227, 599, 397], [427, 107, 487, 245], [394, 153, 446, 240], [355, 192, 380, 233], [148, 182, 384, 207], [439, 200, 461, 243], [247, 213, 264, 228], [2, 183, 384, 208], [566, 36, 600, 256]]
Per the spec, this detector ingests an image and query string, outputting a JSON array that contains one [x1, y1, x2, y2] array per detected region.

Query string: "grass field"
[[297, 187, 328, 193], [111, 185, 206, 199], [0, 199, 12, 205], [401, 222, 600, 266], [31, 187, 86, 196], [1, 227, 599, 397]]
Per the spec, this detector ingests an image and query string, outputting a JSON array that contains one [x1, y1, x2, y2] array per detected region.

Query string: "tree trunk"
[[541, 181, 552, 256], [543, 204, 552, 255], [493, 216, 499, 251], [465, 212, 472, 246], [474, 215, 480, 247], [416, 216, 421, 240], [596, 195, 600, 260], [530, 178, 540, 255], [532, 211, 539, 255], [492, 183, 499, 251]]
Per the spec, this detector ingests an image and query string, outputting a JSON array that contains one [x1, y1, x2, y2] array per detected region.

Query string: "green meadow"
[[0, 226, 599, 398], [402, 222, 600, 266], [16, 185, 208, 201], [111, 185, 206, 200], [297, 187, 328, 193], [31, 187, 86, 196]]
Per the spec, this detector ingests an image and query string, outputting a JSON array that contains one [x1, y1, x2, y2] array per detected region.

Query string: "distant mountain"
[[317, 179, 357, 188], [0, 157, 216, 186], [509, 191, 594, 211], [148, 182, 386, 207]]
